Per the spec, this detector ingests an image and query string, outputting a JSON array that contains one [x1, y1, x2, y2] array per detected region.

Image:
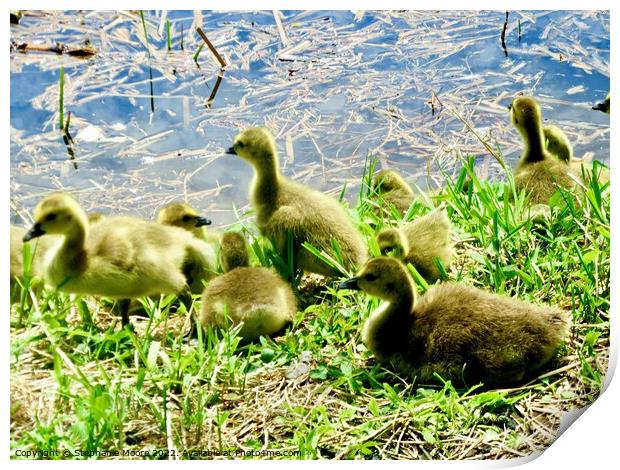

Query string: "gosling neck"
[[251, 152, 280, 209], [519, 118, 546, 164], [191, 226, 206, 239], [390, 274, 416, 313], [53, 216, 89, 285], [362, 275, 416, 352]]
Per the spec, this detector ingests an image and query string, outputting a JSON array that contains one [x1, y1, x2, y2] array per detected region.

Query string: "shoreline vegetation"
[[10, 156, 610, 459]]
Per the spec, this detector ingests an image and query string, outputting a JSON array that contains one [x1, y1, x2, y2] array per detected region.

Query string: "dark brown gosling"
[[340, 257, 571, 387]]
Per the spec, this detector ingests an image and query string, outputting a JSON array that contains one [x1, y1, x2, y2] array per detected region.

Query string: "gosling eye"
[[364, 273, 379, 282], [181, 215, 192, 222], [45, 213, 57, 221], [236, 141, 245, 149]]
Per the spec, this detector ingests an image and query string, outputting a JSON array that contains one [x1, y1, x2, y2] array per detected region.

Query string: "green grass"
[[10, 157, 609, 459], [166, 18, 172, 52], [193, 44, 205, 64], [58, 66, 65, 130]]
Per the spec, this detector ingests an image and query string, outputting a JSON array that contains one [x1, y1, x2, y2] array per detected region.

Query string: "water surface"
[[10, 10, 610, 226]]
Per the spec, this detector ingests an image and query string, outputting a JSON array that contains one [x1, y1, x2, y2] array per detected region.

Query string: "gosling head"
[[156, 203, 211, 234], [24, 193, 88, 242], [508, 96, 543, 138], [226, 127, 278, 169], [372, 169, 412, 195], [339, 257, 412, 302], [376, 228, 408, 258], [219, 231, 250, 271]]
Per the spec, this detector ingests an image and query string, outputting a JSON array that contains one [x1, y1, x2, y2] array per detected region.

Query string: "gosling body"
[[510, 96, 578, 204], [376, 208, 453, 283], [227, 127, 367, 276], [341, 258, 570, 387], [200, 232, 296, 341]]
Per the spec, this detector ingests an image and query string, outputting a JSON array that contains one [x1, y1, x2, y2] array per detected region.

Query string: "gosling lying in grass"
[[200, 232, 297, 341], [509, 96, 579, 205], [24, 193, 217, 326], [340, 257, 570, 387], [156, 202, 220, 244], [227, 127, 367, 276], [376, 207, 453, 283]]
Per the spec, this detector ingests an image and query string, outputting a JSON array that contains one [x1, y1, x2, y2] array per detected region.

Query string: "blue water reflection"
[[10, 10, 609, 227]]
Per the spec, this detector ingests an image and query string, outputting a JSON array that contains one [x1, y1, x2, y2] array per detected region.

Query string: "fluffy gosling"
[[10, 212, 106, 302], [24, 193, 217, 325], [371, 169, 416, 217], [376, 207, 453, 283], [227, 127, 367, 276], [543, 125, 573, 163], [340, 257, 571, 387], [509, 96, 578, 204], [156, 202, 220, 244], [200, 231, 296, 341]]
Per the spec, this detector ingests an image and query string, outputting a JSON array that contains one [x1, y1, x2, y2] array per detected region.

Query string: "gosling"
[[340, 257, 571, 387], [227, 127, 367, 276], [543, 125, 573, 163], [542, 124, 608, 185], [10, 226, 56, 302], [371, 169, 416, 217], [509, 96, 578, 204], [24, 193, 217, 326], [376, 207, 453, 283], [200, 231, 297, 341], [156, 202, 220, 244]]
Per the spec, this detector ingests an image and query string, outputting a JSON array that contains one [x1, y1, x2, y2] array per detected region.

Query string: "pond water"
[[10, 10, 610, 227]]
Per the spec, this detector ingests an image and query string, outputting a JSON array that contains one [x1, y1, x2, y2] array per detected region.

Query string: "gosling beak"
[[507, 103, 512, 111], [23, 223, 45, 242], [339, 277, 360, 291], [226, 146, 237, 155], [592, 102, 608, 112], [195, 216, 212, 227]]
